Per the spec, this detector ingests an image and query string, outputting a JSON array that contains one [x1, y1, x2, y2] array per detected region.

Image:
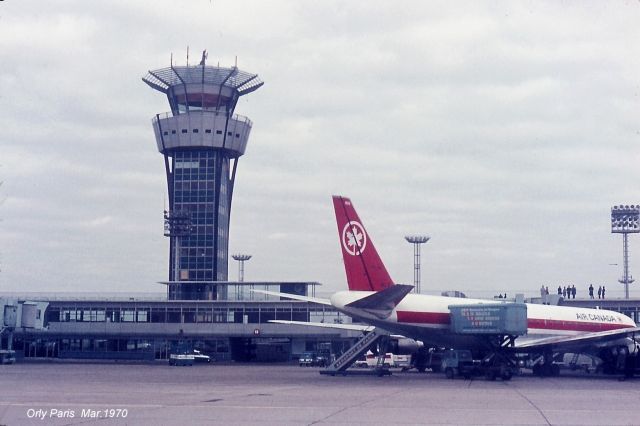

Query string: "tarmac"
[[1, 362, 639, 425]]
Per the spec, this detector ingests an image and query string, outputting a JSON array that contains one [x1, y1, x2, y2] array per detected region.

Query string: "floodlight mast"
[[232, 254, 252, 300], [404, 235, 430, 294], [611, 205, 640, 299], [232, 254, 252, 282]]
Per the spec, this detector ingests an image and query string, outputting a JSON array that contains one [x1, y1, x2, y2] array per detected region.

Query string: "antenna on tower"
[[186, 46, 190, 66], [199, 50, 207, 66], [170, 52, 173, 67]]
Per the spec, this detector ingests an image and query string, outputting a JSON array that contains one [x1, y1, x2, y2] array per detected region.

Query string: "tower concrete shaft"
[[143, 53, 263, 300]]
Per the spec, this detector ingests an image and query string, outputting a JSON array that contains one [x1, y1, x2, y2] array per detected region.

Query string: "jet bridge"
[[1, 299, 48, 364]]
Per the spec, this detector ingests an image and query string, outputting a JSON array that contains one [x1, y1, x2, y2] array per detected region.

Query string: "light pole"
[[611, 205, 639, 299], [232, 254, 252, 300], [405, 235, 430, 294]]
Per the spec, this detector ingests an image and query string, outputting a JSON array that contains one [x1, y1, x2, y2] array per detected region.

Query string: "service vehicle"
[[412, 347, 444, 372], [363, 351, 411, 368], [442, 349, 514, 381]]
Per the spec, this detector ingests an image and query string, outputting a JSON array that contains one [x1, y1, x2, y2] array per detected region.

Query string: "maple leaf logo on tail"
[[341, 221, 367, 256]]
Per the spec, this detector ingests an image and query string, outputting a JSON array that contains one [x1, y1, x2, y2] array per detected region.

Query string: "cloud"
[[0, 1, 639, 299]]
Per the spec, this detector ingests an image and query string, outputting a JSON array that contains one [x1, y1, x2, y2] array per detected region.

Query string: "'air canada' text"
[[576, 313, 618, 322]]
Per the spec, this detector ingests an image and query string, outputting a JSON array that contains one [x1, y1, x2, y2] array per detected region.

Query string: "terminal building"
[[1, 54, 359, 363], [6, 283, 360, 362]]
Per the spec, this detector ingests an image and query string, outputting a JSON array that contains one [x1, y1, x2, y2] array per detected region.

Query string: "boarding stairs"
[[321, 328, 389, 375]]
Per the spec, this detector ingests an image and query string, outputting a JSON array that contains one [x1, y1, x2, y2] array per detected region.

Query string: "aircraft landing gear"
[[531, 352, 560, 377], [479, 334, 519, 381]]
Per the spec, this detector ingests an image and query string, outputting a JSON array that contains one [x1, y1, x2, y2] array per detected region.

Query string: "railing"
[[152, 111, 252, 126], [0, 292, 167, 302]]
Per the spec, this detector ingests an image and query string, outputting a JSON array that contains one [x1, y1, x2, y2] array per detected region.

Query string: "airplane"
[[259, 195, 640, 377]]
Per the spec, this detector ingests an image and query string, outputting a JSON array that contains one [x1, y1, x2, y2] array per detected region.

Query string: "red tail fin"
[[332, 195, 394, 291]]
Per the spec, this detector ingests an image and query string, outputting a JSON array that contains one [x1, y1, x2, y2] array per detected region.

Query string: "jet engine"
[[387, 337, 424, 355]]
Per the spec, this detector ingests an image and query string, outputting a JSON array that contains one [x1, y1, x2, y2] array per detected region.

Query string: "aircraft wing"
[[269, 320, 412, 342], [514, 326, 640, 352], [269, 320, 374, 332], [250, 289, 332, 306]]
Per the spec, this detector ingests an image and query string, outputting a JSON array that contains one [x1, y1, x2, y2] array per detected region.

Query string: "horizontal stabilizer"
[[250, 289, 331, 306], [345, 284, 414, 319]]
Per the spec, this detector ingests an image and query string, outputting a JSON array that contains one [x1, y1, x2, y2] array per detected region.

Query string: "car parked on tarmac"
[[192, 349, 212, 363], [299, 351, 328, 367]]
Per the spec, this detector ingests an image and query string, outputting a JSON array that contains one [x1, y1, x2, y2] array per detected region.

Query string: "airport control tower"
[[143, 52, 263, 300]]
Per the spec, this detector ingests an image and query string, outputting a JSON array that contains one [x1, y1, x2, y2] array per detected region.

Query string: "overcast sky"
[[0, 1, 639, 299]]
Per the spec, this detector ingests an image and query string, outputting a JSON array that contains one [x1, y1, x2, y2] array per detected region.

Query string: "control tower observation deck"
[[143, 53, 263, 300]]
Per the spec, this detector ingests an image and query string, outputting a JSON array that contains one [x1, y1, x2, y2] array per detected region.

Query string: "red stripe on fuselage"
[[396, 311, 632, 333], [396, 311, 450, 325], [527, 318, 633, 333]]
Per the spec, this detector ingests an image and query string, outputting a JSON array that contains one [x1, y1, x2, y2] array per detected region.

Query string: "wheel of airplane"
[[532, 364, 541, 376], [501, 369, 512, 381], [445, 367, 454, 379]]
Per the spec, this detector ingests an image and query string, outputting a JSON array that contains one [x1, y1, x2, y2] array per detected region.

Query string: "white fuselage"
[[331, 291, 636, 350]]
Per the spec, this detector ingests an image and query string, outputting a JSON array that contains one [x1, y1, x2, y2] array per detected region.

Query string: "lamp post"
[[232, 254, 252, 300], [611, 205, 640, 299], [404, 235, 430, 294]]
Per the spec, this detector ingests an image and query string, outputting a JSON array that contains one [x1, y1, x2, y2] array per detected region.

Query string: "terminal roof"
[[142, 65, 263, 96], [157, 281, 321, 287]]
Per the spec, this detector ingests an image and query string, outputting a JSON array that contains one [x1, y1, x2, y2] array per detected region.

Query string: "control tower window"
[[173, 93, 228, 114]]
